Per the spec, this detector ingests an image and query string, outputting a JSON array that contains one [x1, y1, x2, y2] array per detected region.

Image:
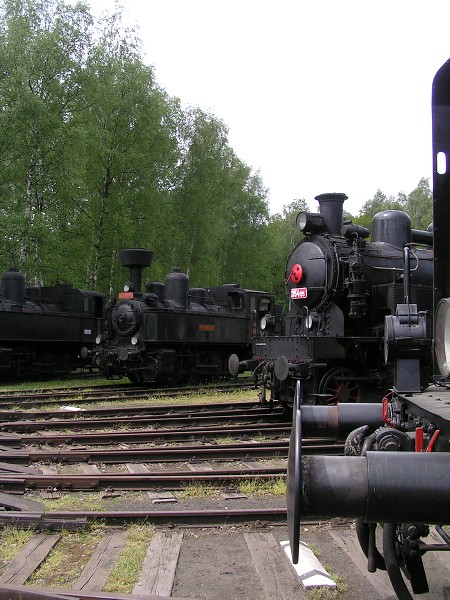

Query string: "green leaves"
[[0, 1, 433, 302]]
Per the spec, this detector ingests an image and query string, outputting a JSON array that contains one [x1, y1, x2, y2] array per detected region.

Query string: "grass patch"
[[103, 523, 154, 593], [27, 524, 107, 588], [0, 527, 35, 562], [305, 567, 348, 598], [0, 377, 117, 394], [305, 545, 348, 598], [175, 483, 219, 499], [27, 491, 107, 512], [238, 477, 286, 496]]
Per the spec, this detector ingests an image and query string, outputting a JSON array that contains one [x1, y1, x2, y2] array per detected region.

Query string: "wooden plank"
[[0, 463, 42, 475], [75, 530, 127, 590], [329, 529, 394, 597], [0, 582, 197, 599], [0, 533, 60, 584], [425, 529, 450, 573], [116, 468, 178, 502], [0, 491, 43, 512], [146, 491, 178, 504], [126, 463, 150, 474], [79, 463, 101, 475], [39, 465, 58, 475], [186, 462, 214, 471], [132, 531, 183, 597], [245, 532, 305, 599]]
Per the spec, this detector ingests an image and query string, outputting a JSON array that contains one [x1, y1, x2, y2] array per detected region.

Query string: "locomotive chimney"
[[315, 193, 347, 235], [119, 249, 153, 294]]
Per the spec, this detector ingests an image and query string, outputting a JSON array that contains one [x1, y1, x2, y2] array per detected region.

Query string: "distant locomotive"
[[0, 268, 105, 380], [91, 249, 279, 384], [286, 58, 450, 600], [231, 192, 433, 405]]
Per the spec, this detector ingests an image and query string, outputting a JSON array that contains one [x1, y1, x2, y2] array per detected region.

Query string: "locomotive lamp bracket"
[[296, 212, 325, 234], [260, 314, 276, 331], [384, 304, 431, 393]]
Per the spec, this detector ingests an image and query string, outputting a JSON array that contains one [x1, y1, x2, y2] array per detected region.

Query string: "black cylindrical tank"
[[372, 210, 412, 247], [316, 192, 348, 235], [165, 268, 189, 307], [1, 269, 26, 304]]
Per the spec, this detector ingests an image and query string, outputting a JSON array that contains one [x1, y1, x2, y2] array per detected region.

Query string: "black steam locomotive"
[[286, 58, 450, 599], [232, 192, 433, 406], [91, 249, 278, 384], [0, 268, 105, 380]]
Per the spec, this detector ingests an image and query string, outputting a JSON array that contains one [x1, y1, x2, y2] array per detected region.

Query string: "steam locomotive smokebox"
[[120, 249, 153, 294], [165, 268, 189, 307], [1, 269, 26, 304], [315, 193, 348, 235], [371, 210, 412, 247]]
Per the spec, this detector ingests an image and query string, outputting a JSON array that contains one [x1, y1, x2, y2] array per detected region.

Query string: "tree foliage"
[[0, 0, 435, 306]]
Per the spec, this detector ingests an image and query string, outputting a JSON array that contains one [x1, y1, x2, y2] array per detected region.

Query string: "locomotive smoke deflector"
[[119, 249, 153, 295]]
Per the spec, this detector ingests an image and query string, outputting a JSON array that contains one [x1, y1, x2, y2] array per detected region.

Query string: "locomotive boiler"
[[286, 57, 450, 599], [232, 192, 433, 405], [0, 268, 105, 380], [91, 249, 278, 384]]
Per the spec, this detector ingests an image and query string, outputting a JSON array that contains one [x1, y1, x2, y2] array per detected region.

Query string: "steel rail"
[[0, 382, 254, 408], [0, 439, 342, 464], [0, 411, 287, 432], [2, 466, 288, 491], [0, 506, 288, 527], [0, 421, 293, 447], [0, 403, 285, 423]]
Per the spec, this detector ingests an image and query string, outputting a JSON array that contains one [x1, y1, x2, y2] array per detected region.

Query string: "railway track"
[[0, 385, 391, 600], [1, 519, 449, 599], [0, 380, 253, 408]]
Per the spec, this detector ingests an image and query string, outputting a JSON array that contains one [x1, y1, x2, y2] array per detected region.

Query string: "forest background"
[[0, 0, 433, 305]]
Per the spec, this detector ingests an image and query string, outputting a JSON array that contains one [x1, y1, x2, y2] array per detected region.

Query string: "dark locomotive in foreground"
[[286, 58, 450, 599], [231, 192, 433, 406], [0, 268, 104, 380], [90, 249, 279, 384]]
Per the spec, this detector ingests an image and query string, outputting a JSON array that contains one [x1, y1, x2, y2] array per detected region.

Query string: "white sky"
[[87, 0, 450, 216]]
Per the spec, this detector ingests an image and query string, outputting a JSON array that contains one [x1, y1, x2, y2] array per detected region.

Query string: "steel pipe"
[[300, 452, 450, 523], [301, 403, 383, 439]]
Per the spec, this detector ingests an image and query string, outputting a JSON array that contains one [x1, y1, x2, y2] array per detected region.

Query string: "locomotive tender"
[[233, 192, 434, 406], [93, 249, 278, 384], [286, 58, 450, 599], [0, 268, 104, 380]]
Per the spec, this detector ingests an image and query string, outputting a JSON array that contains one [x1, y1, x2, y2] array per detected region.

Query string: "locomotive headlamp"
[[131, 336, 139, 345], [296, 211, 325, 233], [260, 314, 276, 331], [435, 298, 450, 377], [95, 335, 102, 345], [124, 283, 131, 292]]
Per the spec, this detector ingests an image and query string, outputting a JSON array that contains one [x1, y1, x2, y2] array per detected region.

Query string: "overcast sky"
[[88, 0, 450, 216]]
